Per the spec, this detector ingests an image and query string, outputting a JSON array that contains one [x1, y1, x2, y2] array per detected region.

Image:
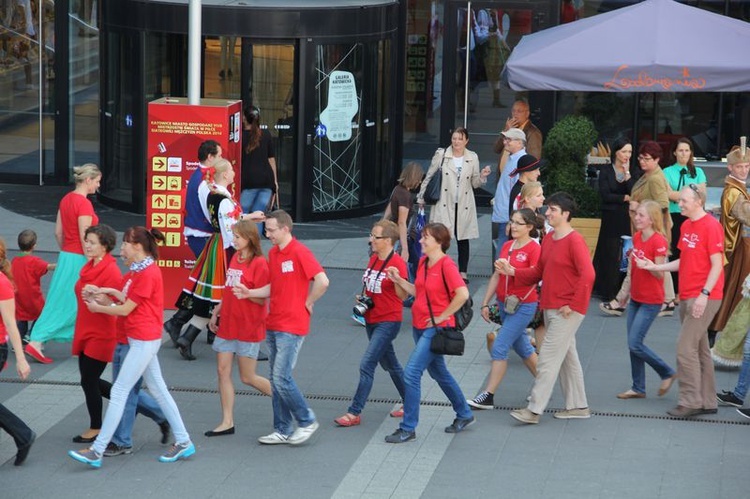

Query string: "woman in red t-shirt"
[[68, 227, 194, 467], [71, 225, 122, 443], [204, 220, 271, 437], [335, 220, 408, 427], [469, 209, 541, 410], [617, 201, 676, 400], [384, 223, 474, 443], [637, 186, 724, 418], [26, 164, 101, 363], [0, 237, 35, 465]]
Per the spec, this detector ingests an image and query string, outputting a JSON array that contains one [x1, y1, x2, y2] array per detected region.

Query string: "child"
[[11, 230, 56, 342]]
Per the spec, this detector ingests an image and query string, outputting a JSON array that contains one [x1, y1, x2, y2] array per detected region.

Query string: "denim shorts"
[[212, 336, 261, 358]]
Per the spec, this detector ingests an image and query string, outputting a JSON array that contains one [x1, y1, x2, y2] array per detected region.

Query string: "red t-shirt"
[[411, 255, 465, 329], [267, 238, 324, 336], [218, 253, 269, 342], [0, 273, 14, 344], [59, 192, 98, 254], [515, 230, 595, 315], [121, 263, 165, 341], [11, 254, 49, 321], [72, 254, 122, 362], [362, 252, 408, 324], [630, 231, 668, 305], [496, 239, 540, 303], [678, 214, 725, 300]]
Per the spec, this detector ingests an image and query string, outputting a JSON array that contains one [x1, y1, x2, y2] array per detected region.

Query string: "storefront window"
[[69, 0, 99, 172]]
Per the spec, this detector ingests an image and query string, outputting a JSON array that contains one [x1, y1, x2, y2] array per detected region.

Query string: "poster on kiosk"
[[146, 97, 242, 307]]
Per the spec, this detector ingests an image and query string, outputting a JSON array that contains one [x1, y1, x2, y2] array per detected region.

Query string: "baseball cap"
[[501, 128, 526, 141]]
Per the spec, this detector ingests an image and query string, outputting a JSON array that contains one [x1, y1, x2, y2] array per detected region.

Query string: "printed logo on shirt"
[[514, 251, 529, 263], [226, 268, 243, 288], [681, 233, 700, 249], [632, 248, 646, 260], [362, 268, 386, 294], [281, 260, 294, 273], [122, 278, 132, 298]]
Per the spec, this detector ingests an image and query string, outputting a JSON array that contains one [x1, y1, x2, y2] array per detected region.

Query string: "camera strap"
[[361, 250, 395, 296]]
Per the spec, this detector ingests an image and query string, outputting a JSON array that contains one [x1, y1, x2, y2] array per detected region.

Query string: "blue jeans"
[[91, 339, 190, 455], [492, 222, 509, 261], [732, 333, 750, 401], [626, 301, 675, 394], [348, 321, 406, 415], [267, 331, 316, 436], [110, 343, 167, 447], [491, 301, 537, 361], [400, 327, 472, 433], [240, 188, 273, 233]]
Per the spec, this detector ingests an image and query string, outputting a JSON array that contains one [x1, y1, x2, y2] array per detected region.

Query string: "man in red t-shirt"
[[236, 210, 329, 446], [638, 185, 724, 417], [498, 192, 595, 424]]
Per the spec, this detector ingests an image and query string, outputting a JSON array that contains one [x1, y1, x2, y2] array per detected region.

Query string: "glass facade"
[[1, 0, 748, 216]]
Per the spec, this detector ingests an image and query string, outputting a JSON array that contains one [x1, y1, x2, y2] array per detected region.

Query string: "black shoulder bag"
[[423, 148, 447, 205], [424, 259, 466, 356]]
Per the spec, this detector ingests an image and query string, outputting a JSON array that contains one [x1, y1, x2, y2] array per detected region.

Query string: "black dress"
[[592, 164, 637, 300]]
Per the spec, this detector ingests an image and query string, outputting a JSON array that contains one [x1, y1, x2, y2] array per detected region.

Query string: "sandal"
[[599, 301, 625, 317], [658, 302, 675, 317], [334, 413, 361, 427]]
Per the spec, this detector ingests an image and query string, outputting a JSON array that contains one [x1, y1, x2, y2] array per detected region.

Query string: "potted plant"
[[542, 115, 601, 255]]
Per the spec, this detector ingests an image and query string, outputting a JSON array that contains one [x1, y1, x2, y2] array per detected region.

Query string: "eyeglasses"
[[688, 183, 699, 193], [637, 155, 654, 162], [369, 233, 387, 240], [509, 220, 527, 226]]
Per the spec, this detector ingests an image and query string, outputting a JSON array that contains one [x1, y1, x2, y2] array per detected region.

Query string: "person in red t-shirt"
[[616, 201, 676, 400], [384, 223, 474, 443], [499, 192, 595, 424], [334, 221, 408, 427], [68, 227, 194, 468], [0, 237, 36, 465], [205, 220, 272, 437], [469, 209, 541, 410], [26, 164, 101, 364], [235, 210, 329, 446], [637, 185, 724, 418], [12, 229, 55, 341], [70, 225, 122, 444]]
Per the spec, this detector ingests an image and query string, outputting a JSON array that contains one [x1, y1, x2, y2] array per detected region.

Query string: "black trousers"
[[454, 204, 470, 273], [0, 344, 34, 448], [79, 352, 108, 429]]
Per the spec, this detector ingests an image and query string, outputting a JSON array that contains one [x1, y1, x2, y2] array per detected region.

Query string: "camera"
[[352, 294, 374, 317]]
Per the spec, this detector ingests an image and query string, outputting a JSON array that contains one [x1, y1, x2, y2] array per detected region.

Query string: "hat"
[[510, 154, 545, 176], [727, 136, 749, 165], [501, 128, 526, 141]]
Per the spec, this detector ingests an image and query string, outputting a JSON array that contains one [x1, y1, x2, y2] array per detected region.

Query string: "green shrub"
[[542, 115, 601, 218]]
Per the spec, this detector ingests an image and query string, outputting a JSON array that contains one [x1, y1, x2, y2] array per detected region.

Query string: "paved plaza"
[[0, 184, 748, 498]]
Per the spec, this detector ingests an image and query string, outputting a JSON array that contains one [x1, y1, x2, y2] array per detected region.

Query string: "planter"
[[571, 217, 601, 258]]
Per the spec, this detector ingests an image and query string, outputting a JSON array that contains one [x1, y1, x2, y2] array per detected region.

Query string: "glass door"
[[444, 1, 553, 174]]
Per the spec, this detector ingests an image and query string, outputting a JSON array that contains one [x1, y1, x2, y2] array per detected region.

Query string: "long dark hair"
[[124, 226, 166, 259], [243, 106, 261, 155], [672, 137, 696, 177]]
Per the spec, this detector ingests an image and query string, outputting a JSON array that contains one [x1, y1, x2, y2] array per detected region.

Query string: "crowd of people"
[[1, 120, 749, 468]]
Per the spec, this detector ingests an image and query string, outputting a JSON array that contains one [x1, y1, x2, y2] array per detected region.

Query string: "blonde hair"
[[207, 159, 235, 195], [519, 181, 542, 208], [73, 163, 101, 185], [639, 200, 668, 239], [372, 220, 399, 245]]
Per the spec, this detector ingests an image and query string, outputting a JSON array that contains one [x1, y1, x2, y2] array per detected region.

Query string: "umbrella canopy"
[[503, 0, 750, 92]]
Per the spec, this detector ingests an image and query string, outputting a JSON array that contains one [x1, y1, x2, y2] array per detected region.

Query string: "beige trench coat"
[[417, 147, 486, 240]]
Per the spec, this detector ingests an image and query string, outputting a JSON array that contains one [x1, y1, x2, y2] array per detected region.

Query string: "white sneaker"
[[258, 431, 290, 445], [288, 421, 319, 446]]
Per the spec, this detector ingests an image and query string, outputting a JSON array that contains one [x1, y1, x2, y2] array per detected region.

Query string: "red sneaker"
[[25, 344, 53, 364], [389, 406, 404, 418]]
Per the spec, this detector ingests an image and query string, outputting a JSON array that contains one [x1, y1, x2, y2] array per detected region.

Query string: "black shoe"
[[384, 428, 416, 444], [207, 329, 216, 345], [257, 349, 269, 362], [159, 421, 171, 445], [176, 324, 201, 360], [165, 309, 192, 347], [103, 442, 133, 457], [717, 391, 744, 408], [72, 433, 98, 443], [445, 416, 475, 433], [737, 408, 750, 420], [698, 408, 718, 415], [14, 431, 35, 466], [467, 391, 494, 410], [204, 426, 235, 437]]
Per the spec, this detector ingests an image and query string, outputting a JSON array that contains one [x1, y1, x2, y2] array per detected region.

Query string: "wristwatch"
[[700, 288, 710, 296]]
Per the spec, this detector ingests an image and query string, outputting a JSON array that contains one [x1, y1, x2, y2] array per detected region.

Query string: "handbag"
[[423, 260, 466, 356], [440, 267, 473, 331], [422, 148, 447, 205]]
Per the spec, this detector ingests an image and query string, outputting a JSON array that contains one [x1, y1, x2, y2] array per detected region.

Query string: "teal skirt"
[[29, 251, 88, 344]]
